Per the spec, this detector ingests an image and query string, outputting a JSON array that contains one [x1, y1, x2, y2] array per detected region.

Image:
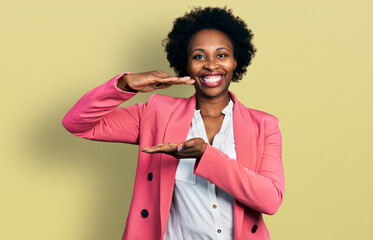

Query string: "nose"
[[204, 57, 218, 71]]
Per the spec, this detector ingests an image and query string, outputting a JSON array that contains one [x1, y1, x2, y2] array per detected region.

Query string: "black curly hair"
[[163, 6, 256, 82]]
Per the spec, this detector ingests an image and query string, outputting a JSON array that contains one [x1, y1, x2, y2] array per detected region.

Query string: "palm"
[[142, 138, 207, 159]]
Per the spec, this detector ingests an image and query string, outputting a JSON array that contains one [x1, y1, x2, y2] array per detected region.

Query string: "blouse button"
[[212, 204, 217, 209], [217, 229, 222, 233]]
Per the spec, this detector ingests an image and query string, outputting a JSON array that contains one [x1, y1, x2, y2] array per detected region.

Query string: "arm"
[[62, 71, 195, 143], [194, 118, 284, 215], [62, 73, 143, 143]]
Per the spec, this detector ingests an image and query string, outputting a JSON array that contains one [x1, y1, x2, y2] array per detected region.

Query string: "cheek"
[[186, 63, 199, 75], [225, 62, 236, 73]]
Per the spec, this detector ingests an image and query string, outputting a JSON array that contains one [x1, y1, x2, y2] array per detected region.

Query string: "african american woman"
[[62, 6, 285, 240]]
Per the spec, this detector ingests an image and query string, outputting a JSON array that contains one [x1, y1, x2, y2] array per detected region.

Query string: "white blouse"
[[164, 99, 236, 240]]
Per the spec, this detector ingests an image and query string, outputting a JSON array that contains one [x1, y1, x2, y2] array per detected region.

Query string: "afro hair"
[[163, 6, 256, 82]]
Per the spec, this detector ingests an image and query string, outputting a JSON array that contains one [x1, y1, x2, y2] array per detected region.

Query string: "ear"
[[234, 60, 237, 70]]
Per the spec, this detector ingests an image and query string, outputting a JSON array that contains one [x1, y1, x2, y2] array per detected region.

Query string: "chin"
[[195, 85, 230, 99]]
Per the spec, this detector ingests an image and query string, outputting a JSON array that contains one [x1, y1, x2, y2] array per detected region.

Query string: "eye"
[[192, 54, 205, 60], [217, 53, 228, 58]]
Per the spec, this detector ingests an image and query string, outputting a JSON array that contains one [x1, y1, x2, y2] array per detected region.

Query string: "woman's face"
[[186, 29, 237, 99]]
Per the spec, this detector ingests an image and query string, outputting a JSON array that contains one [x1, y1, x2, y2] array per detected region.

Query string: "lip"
[[198, 74, 225, 88]]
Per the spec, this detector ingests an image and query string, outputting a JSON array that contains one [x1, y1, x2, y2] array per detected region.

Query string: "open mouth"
[[199, 75, 225, 87], [201, 75, 224, 83]]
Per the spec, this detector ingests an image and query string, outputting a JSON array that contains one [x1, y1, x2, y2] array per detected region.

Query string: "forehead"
[[187, 29, 234, 52]]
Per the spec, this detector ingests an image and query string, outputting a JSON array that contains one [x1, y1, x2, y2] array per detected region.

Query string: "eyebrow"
[[191, 47, 229, 53]]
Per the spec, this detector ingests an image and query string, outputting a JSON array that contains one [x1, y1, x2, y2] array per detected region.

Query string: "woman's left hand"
[[142, 138, 207, 159]]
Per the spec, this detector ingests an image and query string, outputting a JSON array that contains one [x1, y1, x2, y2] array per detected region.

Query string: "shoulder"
[[235, 100, 279, 131], [230, 90, 279, 124], [247, 107, 278, 123]]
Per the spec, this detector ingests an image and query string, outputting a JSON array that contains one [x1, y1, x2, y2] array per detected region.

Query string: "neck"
[[195, 92, 230, 117]]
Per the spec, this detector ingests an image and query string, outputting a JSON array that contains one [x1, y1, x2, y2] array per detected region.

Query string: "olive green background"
[[1, 0, 372, 239]]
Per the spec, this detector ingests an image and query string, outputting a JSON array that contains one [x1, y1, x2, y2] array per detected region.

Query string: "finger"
[[155, 70, 184, 79], [151, 76, 179, 84], [153, 69, 167, 75], [156, 70, 171, 78], [151, 142, 176, 148], [175, 76, 191, 81], [176, 77, 195, 84], [142, 144, 164, 151], [157, 77, 194, 86], [142, 144, 166, 151], [142, 143, 177, 153], [173, 80, 195, 85], [142, 146, 165, 153], [143, 148, 163, 153], [141, 146, 153, 151], [145, 147, 175, 153], [154, 70, 175, 77]]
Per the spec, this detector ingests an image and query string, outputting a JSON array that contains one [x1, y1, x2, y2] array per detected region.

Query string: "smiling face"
[[186, 29, 237, 99]]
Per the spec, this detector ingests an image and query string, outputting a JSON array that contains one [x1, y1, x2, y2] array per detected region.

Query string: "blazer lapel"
[[229, 91, 258, 239], [159, 94, 197, 235], [230, 91, 257, 171]]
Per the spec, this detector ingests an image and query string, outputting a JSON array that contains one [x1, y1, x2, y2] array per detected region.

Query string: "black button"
[[147, 172, 153, 181], [141, 209, 149, 218], [251, 224, 258, 233]]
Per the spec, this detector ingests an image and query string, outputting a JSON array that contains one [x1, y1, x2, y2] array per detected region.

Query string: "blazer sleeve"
[[194, 117, 284, 215], [62, 73, 144, 144]]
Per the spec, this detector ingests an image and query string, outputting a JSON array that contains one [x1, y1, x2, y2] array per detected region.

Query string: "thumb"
[[178, 138, 205, 151], [183, 138, 203, 148], [177, 139, 193, 152], [177, 143, 184, 152]]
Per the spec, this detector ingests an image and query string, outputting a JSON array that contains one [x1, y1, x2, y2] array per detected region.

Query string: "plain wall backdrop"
[[1, 0, 372, 239]]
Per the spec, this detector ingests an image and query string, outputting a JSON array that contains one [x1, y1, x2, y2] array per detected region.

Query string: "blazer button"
[[141, 209, 149, 218], [147, 172, 153, 181], [251, 224, 258, 233]]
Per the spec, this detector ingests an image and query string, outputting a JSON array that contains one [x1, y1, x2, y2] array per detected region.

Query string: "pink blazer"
[[62, 73, 285, 240]]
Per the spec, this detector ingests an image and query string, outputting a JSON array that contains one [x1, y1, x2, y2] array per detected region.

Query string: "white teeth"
[[201, 75, 223, 83]]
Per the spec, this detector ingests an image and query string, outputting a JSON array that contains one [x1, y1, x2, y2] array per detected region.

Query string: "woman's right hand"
[[117, 70, 195, 92]]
